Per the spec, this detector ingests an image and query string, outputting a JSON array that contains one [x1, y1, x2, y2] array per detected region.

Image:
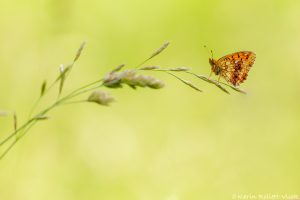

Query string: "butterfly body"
[[209, 51, 256, 86]]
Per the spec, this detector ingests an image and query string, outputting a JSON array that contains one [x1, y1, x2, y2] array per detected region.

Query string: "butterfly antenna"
[[204, 45, 214, 59]]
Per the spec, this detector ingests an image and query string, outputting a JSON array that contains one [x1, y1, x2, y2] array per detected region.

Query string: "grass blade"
[[185, 71, 229, 94], [13, 112, 17, 131], [73, 41, 86, 62], [228, 85, 247, 94], [138, 42, 170, 67], [167, 72, 202, 92], [147, 41, 169, 61], [110, 64, 125, 74], [40, 80, 47, 97], [139, 66, 160, 70]]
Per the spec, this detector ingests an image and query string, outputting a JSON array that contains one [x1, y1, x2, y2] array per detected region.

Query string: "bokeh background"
[[1, 0, 300, 199]]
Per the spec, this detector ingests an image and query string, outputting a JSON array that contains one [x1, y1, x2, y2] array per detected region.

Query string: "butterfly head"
[[209, 58, 216, 67], [209, 58, 221, 75]]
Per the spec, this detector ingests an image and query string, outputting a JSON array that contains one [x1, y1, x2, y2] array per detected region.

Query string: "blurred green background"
[[1, 0, 300, 199]]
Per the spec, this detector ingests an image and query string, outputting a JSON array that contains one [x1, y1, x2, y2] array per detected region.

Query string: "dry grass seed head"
[[88, 90, 115, 106]]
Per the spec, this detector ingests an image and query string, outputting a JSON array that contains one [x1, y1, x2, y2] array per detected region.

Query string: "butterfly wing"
[[216, 51, 256, 86]]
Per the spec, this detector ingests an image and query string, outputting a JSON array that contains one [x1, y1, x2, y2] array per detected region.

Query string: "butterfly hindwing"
[[216, 51, 256, 86]]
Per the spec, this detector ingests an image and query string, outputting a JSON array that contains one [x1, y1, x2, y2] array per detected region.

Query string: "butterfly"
[[208, 51, 256, 86]]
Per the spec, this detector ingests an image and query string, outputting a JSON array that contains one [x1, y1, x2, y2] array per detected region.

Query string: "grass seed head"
[[88, 90, 115, 106]]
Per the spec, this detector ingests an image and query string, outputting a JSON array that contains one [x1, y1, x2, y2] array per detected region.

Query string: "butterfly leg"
[[217, 75, 221, 84], [208, 70, 213, 80]]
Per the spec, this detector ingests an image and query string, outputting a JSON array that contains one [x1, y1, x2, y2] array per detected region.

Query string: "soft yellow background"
[[1, 0, 300, 199]]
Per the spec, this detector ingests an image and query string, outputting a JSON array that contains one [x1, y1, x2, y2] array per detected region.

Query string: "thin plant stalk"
[[0, 79, 104, 160]]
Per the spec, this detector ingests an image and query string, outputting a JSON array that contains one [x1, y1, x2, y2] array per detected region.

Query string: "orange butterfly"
[[209, 51, 256, 86]]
